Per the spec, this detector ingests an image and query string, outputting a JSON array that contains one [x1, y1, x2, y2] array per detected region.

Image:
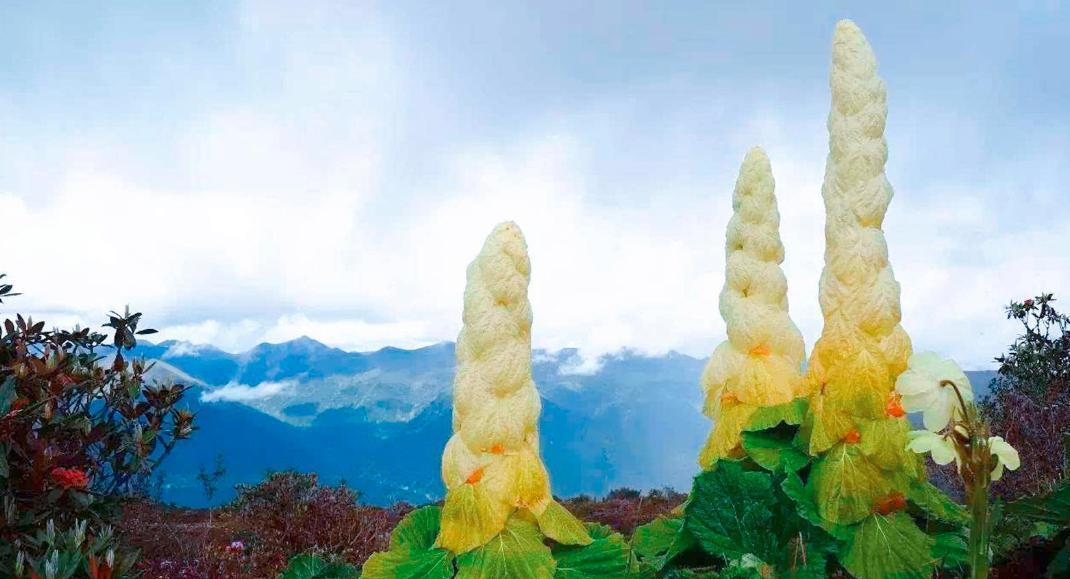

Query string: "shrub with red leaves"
[[0, 275, 194, 571], [121, 471, 407, 578], [982, 293, 1070, 500], [561, 487, 686, 535]]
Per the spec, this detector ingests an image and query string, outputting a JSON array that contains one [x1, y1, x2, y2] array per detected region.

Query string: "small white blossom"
[[895, 352, 973, 432], [906, 430, 958, 466], [988, 436, 1021, 481]]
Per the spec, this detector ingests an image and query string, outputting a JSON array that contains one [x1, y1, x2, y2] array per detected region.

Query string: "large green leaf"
[[808, 442, 899, 525], [741, 430, 808, 473], [1006, 479, 1070, 525], [906, 481, 968, 525], [391, 506, 442, 550], [552, 523, 630, 578], [840, 513, 935, 579], [455, 515, 556, 579], [536, 500, 592, 546], [631, 515, 696, 573], [744, 398, 807, 432], [931, 531, 968, 569], [684, 461, 781, 561], [361, 547, 454, 579], [780, 471, 852, 541], [683, 460, 830, 577], [858, 418, 916, 474], [361, 507, 455, 579]]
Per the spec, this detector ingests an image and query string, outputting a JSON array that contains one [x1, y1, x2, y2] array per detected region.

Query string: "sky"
[[1, 1, 1068, 370]]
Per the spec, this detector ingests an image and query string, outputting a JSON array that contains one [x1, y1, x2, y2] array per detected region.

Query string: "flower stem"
[[968, 483, 990, 578], [967, 437, 992, 579]]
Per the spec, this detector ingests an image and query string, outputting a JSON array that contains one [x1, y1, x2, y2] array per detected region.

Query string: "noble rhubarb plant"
[[790, 20, 968, 579], [632, 151, 831, 578], [633, 20, 970, 579], [697, 146, 806, 468], [361, 222, 634, 579]]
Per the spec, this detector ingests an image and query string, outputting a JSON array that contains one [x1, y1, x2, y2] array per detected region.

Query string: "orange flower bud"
[[873, 491, 907, 515], [465, 467, 484, 485], [885, 392, 905, 418], [748, 345, 771, 357], [843, 429, 861, 444]]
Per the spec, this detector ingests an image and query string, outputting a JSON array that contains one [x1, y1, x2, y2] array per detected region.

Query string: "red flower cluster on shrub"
[[51, 467, 90, 490]]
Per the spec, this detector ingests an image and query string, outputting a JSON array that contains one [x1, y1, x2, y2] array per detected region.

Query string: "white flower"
[[895, 352, 974, 432], [988, 436, 1021, 481], [905, 430, 958, 466]]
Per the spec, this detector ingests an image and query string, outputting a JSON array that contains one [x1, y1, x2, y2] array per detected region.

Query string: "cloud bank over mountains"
[[2, 2, 1068, 370]]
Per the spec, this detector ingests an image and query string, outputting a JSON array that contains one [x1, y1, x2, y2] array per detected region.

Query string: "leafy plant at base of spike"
[[634, 397, 970, 577], [633, 399, 835, 578], [361, 505, 637, 579]]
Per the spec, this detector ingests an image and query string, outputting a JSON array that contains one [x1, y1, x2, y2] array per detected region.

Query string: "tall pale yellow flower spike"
[[800, 20, 926, 532], [436, 221, 590, 555], [803, 19, 913, 455], [699, 147, 806, 469]]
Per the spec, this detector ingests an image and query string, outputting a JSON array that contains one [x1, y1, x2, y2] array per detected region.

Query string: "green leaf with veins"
[[361, 549, 453, 579], [1005, 479, 1070, 525], [840, 512, 935, 579], [685, 461, 780, 560], [780, 471, 852, 541], [906, 481, 968, 525], [808, 441, 901, 525], [537, 500, 593, 546], [391, 506, 442, 550], [684, 460, 831, 577], [361, 507, 454, 579], [455, 515, 555, 579], [744, 398, 807, 432], [631, 515, 696, 572], [552, 523, 630, 578], [741, 430, 808, 473]]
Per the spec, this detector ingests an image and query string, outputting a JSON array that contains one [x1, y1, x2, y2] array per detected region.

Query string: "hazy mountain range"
[[129, 338, 997, 507]]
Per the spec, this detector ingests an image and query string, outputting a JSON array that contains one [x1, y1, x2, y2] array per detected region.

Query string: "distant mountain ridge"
[[131, 338, 997, 507]]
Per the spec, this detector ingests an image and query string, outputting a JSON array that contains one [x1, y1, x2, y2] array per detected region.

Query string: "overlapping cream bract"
[[436, 222, 588, 556], [698, 147, 806, 469], [804, 20, 914, 453], [802, 20, 923, 528]]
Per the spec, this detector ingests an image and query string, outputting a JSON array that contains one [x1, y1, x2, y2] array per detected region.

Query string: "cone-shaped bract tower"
[[802, 18, 926, 534], [436, 222, 590, 557], [699, 147, 805, 469]]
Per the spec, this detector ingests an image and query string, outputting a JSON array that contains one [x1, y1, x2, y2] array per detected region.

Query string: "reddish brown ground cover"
[[117, 483, 683, 578]]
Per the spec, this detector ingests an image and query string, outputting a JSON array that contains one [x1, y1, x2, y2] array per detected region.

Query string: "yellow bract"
[[436, 481, 513, 554]]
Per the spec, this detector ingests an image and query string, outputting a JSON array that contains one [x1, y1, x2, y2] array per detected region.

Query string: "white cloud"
[[201, 380, 293, 403], [2, 4, 1067, 373]]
